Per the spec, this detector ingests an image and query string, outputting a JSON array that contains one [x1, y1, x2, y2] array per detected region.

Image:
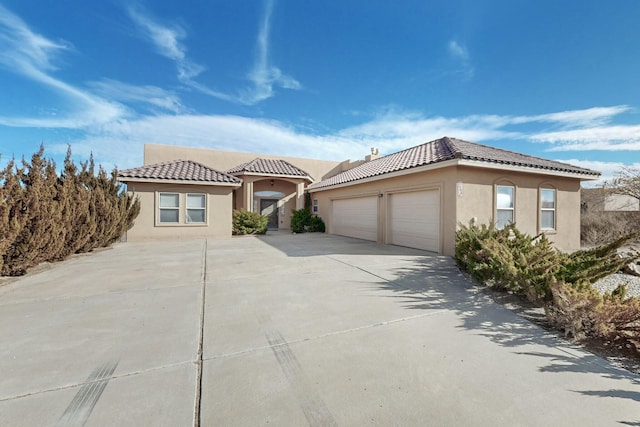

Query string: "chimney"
[[365, 147, 380, 162]]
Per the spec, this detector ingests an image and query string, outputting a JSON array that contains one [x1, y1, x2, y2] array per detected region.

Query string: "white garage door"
[[332, 197, 378, 241], [389, 190, 440, 252]]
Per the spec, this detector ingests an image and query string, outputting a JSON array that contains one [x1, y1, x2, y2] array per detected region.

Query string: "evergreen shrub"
[[291, 208, 325, 233], [0, 146, 140, 276], [232, 209, 268, 235], [455, 222, 640, 354]]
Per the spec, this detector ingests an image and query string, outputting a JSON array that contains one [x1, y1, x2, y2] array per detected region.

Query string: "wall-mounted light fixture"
[[270, 179, 274, 186], [378, 193, 384, 197]]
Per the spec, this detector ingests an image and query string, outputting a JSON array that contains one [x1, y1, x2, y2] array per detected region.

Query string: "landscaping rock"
[[623, 261, 640, 277]]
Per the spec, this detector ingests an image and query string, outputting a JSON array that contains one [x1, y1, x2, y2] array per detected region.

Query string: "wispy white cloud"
[[239, 0, 301, 104], [446, 39, 474, 81], [127, 0, 300, 105], [0, 4, 125, 128], [448, 40, 469, 61], [49, 113, 361, 170], [23, 103, 640, 178], [87, 79, 186, 113], [524, 106, 631, 127], [126, 4, 204, 81], [532, 124, 640, 146]]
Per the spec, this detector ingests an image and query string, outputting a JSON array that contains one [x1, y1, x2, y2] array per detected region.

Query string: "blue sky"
[[1, 1, 640, 184]]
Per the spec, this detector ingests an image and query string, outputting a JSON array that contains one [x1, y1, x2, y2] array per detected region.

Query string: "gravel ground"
[[592, 272, 640, 298]]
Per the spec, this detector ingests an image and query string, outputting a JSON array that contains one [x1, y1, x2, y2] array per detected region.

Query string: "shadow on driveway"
[[258, 232, 640, 425]]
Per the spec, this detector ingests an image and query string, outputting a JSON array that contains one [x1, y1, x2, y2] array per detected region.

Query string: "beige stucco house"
[[118, 137, 600, 255]]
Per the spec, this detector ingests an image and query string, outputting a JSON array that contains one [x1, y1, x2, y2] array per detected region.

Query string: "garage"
[[388, 189, 440, 252], [331, 197, 378, 241]]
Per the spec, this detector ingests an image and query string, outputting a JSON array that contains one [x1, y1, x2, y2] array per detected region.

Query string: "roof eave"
[[117, 177, 242, 187], [457, 159, 601, 180], [308, 157, 600, 192], [308, 159, 459, 192], [229, 171, 313, 182]]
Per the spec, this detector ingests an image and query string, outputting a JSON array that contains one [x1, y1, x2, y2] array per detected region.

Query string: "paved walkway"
[[0, 233, 638, 426]]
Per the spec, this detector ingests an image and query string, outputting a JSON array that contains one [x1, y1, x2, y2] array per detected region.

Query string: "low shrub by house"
[[232, 209, 268, 235], [0, 146, 140, 276], [291, 208, 325, 233], [455, 222, 640, 354]]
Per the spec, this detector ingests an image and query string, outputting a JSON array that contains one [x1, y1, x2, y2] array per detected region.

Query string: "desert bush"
[[547, 281, 640, 351], [232, 209, 268, 235], [456, 222, 640, 354], [581, 209, 640, 246], [455, 223, 561, 302], [557, 234, 639, 287], [456, 222, 638, 303], [0, 146, 140, 276], [291, 208, 325, 233]]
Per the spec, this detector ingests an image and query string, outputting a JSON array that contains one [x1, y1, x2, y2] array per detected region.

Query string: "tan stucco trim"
[[120, 177, 242, 187]]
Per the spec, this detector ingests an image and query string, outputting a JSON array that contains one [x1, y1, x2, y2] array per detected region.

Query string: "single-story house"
[[118, 137, 600, 255]]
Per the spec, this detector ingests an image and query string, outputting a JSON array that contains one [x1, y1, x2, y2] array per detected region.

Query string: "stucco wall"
[[311, 165, 583, 255], [455, 166, 582, 252], [125, 182, 235, 241]]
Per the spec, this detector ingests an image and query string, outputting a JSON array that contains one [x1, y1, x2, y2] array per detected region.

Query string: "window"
[[540, 188, 556, 230], [187, 194, 206, 223], [312, 199, 318, 213], [159, 193, 179, 223], [496, 185, 514, 229], [157, 192, 207, 225]]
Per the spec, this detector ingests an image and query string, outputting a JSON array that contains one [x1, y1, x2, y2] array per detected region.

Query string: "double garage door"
[[331, 189, 440, 252]]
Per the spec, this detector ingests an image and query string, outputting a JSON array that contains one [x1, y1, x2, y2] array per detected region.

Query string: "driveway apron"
[[0, 240, 205, 426], [0, 233, 638, 426], [201, 233, 639, 427]]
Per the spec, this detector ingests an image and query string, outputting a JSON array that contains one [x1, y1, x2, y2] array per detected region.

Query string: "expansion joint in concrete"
[[193, 238, 207, 427]]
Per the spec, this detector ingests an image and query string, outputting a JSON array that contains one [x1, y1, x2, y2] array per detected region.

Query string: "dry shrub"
[[581, 210, 640, 246], [0, 146, 140, 276], [456, 222, 640, 357], [547, 282, 640, 354]]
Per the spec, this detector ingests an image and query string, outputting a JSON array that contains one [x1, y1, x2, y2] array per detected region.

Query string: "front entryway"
[[260, 199, 279, 229]]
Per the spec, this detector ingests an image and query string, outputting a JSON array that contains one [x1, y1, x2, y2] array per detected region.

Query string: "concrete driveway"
[[0, 233, 638, 426]]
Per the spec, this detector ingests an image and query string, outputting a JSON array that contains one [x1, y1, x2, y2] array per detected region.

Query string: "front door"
[[260, 199, 279, 229]]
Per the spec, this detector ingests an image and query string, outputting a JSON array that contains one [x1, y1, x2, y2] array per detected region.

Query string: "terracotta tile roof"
[[118, 160, 242, 184], [227, 158, 312, 179], [309, 137, 600, 190]]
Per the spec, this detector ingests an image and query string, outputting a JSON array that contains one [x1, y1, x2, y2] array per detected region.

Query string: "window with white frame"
[[312, 199, 318, 213], [159, 193, 179, 223], [496, 185, 515, 229], [540, 188, 556, 230], [186, 194, 207, 223]]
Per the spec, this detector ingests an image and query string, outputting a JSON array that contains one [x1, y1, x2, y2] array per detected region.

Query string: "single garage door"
[[389, 189, 440, 252], [332, 197, 378, 241]]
